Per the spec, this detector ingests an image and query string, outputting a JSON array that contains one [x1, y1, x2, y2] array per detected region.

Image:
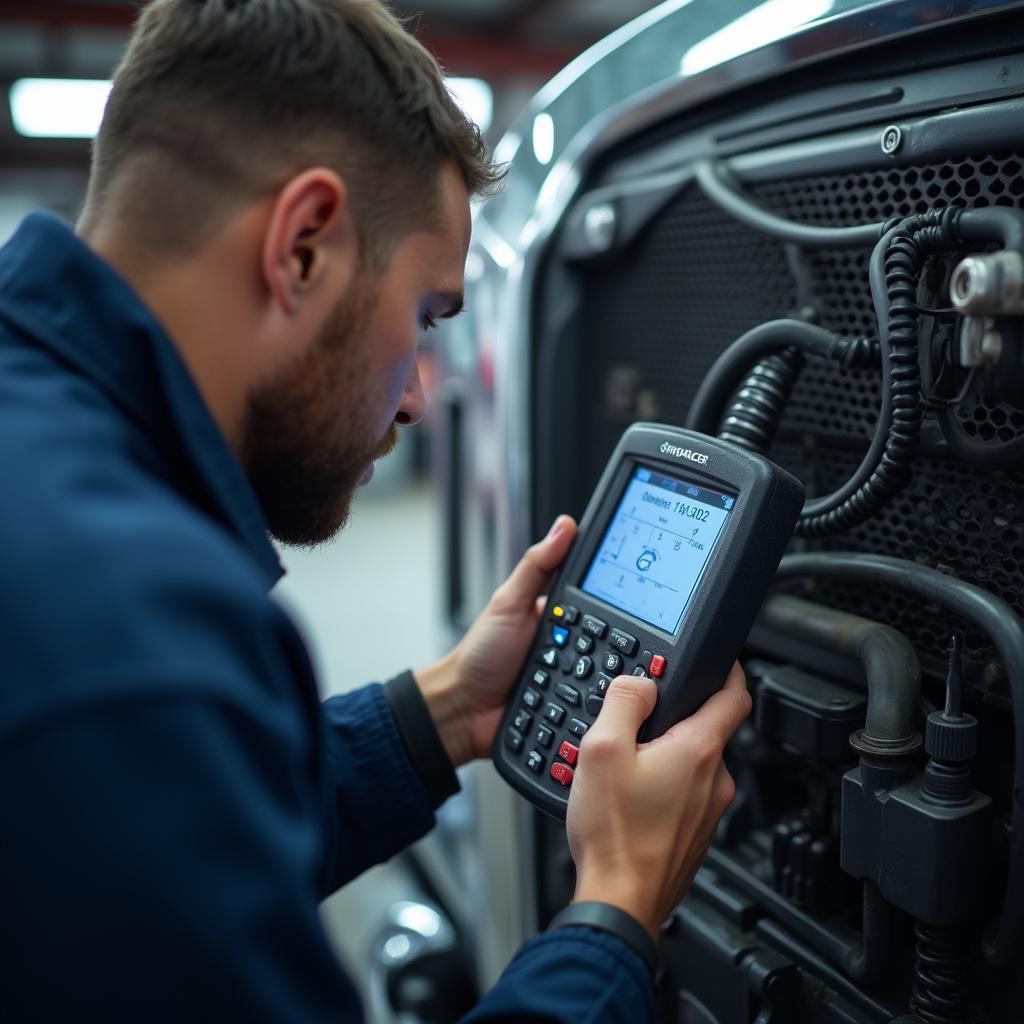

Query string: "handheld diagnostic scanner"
[[493, 423, 805, 819]]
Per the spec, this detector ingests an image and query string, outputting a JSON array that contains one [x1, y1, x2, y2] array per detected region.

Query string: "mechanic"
[[0, 1, 751, 1020]]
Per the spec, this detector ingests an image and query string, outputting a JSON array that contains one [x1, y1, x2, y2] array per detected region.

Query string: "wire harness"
[[688, 159, 1024, 535]]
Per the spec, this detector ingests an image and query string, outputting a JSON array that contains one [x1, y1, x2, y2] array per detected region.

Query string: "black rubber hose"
[[774, 551, 1024, 967], [758, 594, 921, 752], [684, 315, 889, 524], [687, 319, 839, 435], [717, 348, 804, 454], [959, 207, 1024, 252], [694, 160, 885, 249]]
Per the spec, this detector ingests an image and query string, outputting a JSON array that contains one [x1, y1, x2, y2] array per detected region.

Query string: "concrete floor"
[[273, 470, 449, 1019]]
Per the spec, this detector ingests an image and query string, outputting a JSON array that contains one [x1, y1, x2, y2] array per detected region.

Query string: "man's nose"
[[395, 358, 427, 426]]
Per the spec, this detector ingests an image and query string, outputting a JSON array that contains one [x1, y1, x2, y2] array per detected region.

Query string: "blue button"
[[552, 625, 570, 648]]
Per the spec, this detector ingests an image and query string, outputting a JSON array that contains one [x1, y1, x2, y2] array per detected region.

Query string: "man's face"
[[242, 164, 471, 547]]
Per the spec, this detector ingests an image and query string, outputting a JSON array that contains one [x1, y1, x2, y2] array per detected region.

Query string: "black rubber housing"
[[493, 424, 804, 819]]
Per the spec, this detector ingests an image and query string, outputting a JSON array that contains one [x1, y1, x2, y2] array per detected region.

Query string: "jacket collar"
[[0, 212, 283, 586]]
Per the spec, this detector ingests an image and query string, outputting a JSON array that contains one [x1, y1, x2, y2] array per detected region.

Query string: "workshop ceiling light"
[[447, 77, 493, 134], [532, 112, 555, 166], [9, 78, 113, 139]]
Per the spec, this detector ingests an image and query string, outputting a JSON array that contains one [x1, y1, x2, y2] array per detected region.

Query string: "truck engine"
[[442, 3, 1024, 1021]]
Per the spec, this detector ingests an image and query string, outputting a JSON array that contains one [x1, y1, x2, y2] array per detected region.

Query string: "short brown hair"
[[82, 0, 502, 266]]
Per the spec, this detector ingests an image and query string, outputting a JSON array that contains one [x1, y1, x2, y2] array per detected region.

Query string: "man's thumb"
[[490, 515, 576, 612], [591, 675, 658, 744]]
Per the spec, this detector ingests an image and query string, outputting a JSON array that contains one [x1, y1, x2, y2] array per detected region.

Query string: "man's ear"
[[261, 168, 355, 316]]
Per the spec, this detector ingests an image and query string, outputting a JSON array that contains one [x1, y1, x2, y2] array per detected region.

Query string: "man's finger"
[[585, 675, 658, 750], [490, 516, 576, 613], [680, 661, 751, 751]]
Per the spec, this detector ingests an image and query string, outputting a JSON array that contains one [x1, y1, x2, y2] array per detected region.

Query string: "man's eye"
[[420, 313, 439, 332]]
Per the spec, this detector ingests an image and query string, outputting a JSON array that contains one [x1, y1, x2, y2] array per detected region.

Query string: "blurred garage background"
[[0, 2, 663, 1019]]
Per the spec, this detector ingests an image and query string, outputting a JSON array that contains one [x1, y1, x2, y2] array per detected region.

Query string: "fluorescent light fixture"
[[680, 0, 833, 76], [10, 78, 113, 138], [532, 112, 554, 166], [446, 76, 493, 133]]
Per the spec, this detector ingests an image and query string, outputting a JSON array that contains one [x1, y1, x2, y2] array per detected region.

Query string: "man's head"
[[80, 0, 500, 545]]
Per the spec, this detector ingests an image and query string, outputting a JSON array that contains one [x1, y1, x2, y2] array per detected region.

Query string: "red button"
[[649, 655, 666, 678], [557, 740, 579, 766], [550, 762, 574, 786]]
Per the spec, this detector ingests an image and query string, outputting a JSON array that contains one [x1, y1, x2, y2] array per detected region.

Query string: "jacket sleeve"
[[461, 929, 656, 1024], [0, 693, 366, 1023], [318, 683, 440, 893]]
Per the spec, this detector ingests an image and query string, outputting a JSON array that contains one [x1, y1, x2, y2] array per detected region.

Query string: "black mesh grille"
[[569, 146, 1024, 670]]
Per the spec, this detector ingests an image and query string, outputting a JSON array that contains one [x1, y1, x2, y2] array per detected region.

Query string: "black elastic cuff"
[[548, 901, 658, 975], [383, 670, 460, 810]]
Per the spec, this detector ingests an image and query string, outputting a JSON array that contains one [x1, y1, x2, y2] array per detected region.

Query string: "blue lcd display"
[[580, 466, 735, 635]]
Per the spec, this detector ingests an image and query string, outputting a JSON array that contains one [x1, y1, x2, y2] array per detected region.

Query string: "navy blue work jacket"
[[0, 213, 654, 1023]]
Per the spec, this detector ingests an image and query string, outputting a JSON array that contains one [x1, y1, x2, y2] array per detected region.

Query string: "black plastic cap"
[[925, 709, 978, 763]]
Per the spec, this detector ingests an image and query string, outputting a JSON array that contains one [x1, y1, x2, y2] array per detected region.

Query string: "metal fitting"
[[958, 316, 1002, 368], [880, 125, 902, 155], [951, 250, 1024, 316]]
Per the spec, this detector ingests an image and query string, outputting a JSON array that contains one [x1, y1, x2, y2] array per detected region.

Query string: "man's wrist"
[[413, 654, 470, 768]]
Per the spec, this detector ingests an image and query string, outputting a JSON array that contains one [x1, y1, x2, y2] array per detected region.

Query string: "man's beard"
[[240, 283, 399, 548]]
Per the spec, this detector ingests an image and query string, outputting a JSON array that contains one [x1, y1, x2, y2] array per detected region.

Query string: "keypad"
[[510, 604, 673, 788], [555, 683, 581, 706]]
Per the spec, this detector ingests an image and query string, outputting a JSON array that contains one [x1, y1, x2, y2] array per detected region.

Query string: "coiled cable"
[[717, 347, 804, 453], [688, 195, 1024, 534]]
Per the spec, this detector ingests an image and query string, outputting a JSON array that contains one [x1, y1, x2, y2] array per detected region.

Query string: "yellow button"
[[552, 605, 564, 619]]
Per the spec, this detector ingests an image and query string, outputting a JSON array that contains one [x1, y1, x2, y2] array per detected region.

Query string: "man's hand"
[[414, 515, 577, 768], [567, 663, 751, 941]]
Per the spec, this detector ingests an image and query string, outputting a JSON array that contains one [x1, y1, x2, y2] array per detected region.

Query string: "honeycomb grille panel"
[[566, 145, 1024, 668]]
